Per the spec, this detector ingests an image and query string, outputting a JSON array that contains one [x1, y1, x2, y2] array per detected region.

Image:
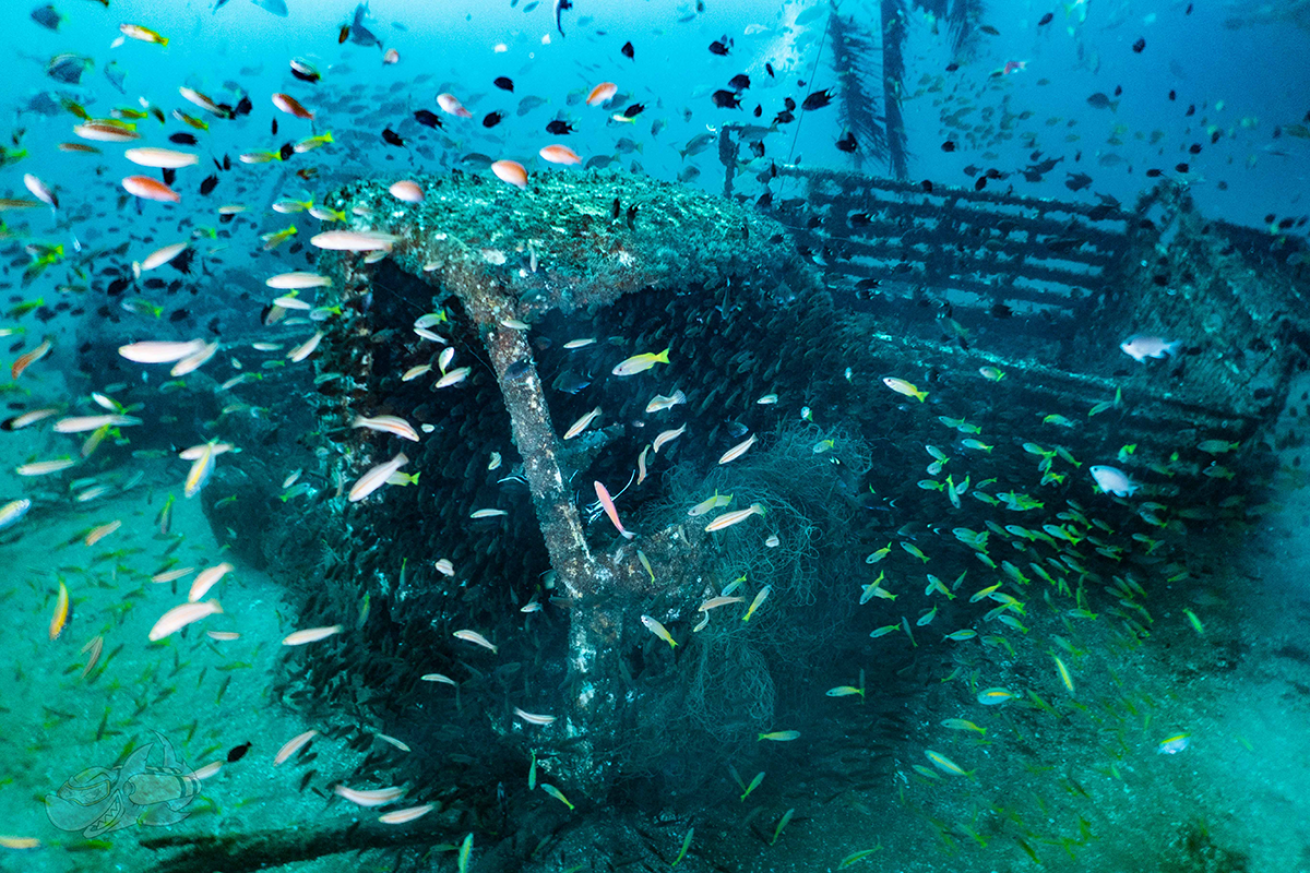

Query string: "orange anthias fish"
[[594, 480, 636, 540], [587, 81, 617, 106], [12, 338, 51, 380], [272, 93, 314, 120], [122, 175, 181, 203], [539, 144, 582, 165], [436, 92, 472, 118], [491, 160, 528, 190]]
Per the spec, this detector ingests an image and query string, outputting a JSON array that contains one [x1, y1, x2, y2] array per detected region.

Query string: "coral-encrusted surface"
[[314, 168, 818, 316]]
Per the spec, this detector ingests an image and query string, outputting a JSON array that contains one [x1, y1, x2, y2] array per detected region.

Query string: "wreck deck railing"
[[717, 123, 1310, 449]]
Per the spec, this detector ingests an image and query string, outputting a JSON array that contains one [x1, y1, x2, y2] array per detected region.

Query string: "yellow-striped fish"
[[924, 749, 973, 777], [640, 615, 677, 648], [687, 490, 733, 517], [742, 585, 771, 622], [758, 730, 800, 742], [1052, 654, 1075, 695], [705, 503, 764, 533]]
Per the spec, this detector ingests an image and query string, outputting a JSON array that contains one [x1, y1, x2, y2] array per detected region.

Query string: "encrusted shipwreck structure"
[[303, 170, 825, 791], [259, 166, 1310, 801], [153, 163, 1310, 870]]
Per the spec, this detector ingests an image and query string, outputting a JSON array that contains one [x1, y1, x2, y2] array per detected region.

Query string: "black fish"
[[382, 128, 404, 146], [1086, 92, 1118, 110], [271, 118, 278, 136], [554, 0, 572, 36], [621, 40, 634, 60], [711, 89, 741, 109], [47, 55, 90, 85], [494, 76, 514, 92], [1065, 172, 1092, 191], [552, 368, 591, 394], [974, 176, 987, 191], [848, 212, 872, 227], [765, 62, 774, 78], [279, 142, 295, 160], [546, 119, 574, 135], [18, 91, 62, 118], [1038, 11, 1053, 25], [168, 309, 190, 323], [1025, 156, 1062, 179], [31, 5, 61, 31], [162, 168, 177, 186], [482, 111, 504, 128], [801, 89, 832, 110], [709, 36, 730, 55], [980, 24, 999, 35], [348, 2, 382, 48], [728, 73, 750, 91], [169, 133, 198, 145], [836, 131, 857, 152], [291, 65, 319, 84], [199, 175, 218, 195], [414, 109, 442, 128], [235, 95, 253, 116], [753, 104, 762, 117], [945, 62, 959, 72], [749, 140, 764, 158], [921, 180, 934, 193], [1132, 37, 1145, 53], [940, 140, 956, 152], [227, 742, 252, 763], [773, 110, 794, 125], [611, 197, 621, 218], [623, 103, 644, 118], [784, 97, 796, 111]]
